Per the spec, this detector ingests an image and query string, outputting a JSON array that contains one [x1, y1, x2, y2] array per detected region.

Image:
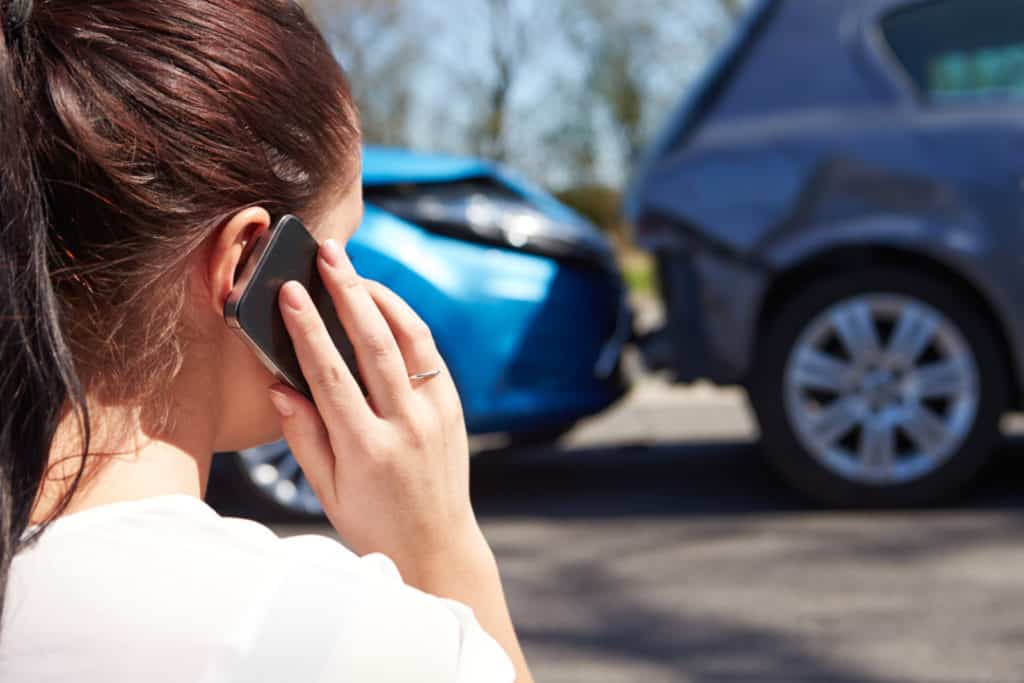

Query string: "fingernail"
[[320, 239, 345, 268], [281, 281, 306, 312], [268, 387, 294, 417]]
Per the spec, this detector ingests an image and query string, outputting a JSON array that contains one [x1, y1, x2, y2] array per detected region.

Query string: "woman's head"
[[0, 0, 362, 620]]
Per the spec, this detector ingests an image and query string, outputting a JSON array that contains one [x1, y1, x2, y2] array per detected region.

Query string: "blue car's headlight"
[[368, 180, 617, 271]]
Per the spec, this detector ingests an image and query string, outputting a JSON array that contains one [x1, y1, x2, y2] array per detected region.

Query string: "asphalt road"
[[272, 382, 1024, 683]]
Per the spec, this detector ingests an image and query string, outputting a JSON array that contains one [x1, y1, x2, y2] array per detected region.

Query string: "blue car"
[[212, 147, 632, 518]]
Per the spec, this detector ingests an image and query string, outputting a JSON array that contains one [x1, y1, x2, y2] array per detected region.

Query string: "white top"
[[0, 495, 515, 683]]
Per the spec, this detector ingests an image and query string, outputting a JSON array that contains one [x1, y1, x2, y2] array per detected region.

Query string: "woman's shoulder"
[[1, 496, 340, 678], [9, 494, 373, 607], [2, 495, 514, 683], [14, 495, 288, 576]]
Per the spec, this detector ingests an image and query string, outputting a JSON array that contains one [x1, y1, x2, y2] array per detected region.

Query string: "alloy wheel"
[[783, 294, 980, 486]]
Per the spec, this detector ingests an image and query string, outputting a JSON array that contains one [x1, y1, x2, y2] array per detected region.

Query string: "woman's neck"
[[32, 397, 217, 525]]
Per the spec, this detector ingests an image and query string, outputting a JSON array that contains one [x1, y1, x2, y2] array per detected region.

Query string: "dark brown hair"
[[0, 0, 360, 627]]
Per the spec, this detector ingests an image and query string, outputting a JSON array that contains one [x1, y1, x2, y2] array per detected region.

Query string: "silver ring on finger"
[[409, 369, 442, 382]]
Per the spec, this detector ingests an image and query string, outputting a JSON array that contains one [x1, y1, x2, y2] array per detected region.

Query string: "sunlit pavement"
[[273, 380, 1024, 682]]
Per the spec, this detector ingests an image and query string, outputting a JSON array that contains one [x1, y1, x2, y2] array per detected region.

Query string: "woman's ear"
[[207, 207, 272, 316]]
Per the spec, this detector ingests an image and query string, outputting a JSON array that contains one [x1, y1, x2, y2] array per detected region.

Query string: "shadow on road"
[[471, 438, 1024, 519], [515, 560, 913, 683], [474, 439, 1024, 682]]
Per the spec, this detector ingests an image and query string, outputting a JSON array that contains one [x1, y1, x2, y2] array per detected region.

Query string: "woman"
[[0, 1, 532, 681]]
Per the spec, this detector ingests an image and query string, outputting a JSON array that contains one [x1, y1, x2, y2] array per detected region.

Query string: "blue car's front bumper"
[[350, 205, 631, 435]]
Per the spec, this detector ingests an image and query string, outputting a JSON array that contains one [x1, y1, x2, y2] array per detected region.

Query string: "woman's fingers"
[[278, 280, 372, 429], [318, 240, 413, 416], [362, 279, 447, 379], [362, 280, 461, 415], [266, 382, 337, 507]]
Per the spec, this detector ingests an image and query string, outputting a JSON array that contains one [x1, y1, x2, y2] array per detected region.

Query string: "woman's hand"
[[265, 238, 486, 581], [266, 237, 535, 683]]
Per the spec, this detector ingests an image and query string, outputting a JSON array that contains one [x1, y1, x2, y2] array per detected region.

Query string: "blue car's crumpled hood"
[[362, 146, 497, 186], [362, 146, 586, 227]]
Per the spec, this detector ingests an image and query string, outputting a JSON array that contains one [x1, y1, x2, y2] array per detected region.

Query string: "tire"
[[748, 266, 1009, 507], [212, 444, 325, 523]]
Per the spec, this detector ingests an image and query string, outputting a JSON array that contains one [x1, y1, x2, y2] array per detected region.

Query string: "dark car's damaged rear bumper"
[[639, 240, 767, 385]]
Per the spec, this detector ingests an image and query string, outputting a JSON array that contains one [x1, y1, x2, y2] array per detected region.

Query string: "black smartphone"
[[224, 214, 362, 401]]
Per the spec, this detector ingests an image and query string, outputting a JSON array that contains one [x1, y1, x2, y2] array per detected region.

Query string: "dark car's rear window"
[[882, 0, 1024, 103]]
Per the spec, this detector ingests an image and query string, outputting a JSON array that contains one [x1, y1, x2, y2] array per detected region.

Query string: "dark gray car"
[[627, 0, 1024, 506]]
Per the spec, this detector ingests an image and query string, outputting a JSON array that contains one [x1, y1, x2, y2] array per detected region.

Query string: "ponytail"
[[0, 0, 90, 628]]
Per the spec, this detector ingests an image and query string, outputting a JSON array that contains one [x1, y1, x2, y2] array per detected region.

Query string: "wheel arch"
[[755, 245, 1020, 406]]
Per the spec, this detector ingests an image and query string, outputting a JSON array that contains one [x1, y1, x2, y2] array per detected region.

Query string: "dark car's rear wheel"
[[749, 266, 1008, 507]]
